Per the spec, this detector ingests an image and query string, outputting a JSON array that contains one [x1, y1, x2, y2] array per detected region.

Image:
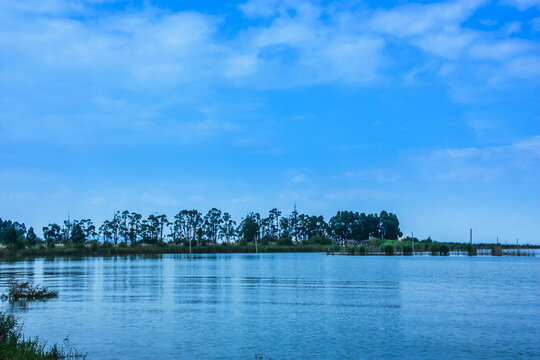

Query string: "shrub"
[[383, 244, 394, 255], [403, 244, 413, 255], [369, 237, 381, 247], [439, 243, 450, 256], [277, 237, 293, 246], [3, 280, 58, 301], [308, 234, 332, 245], [359, 245, 367, 255], [466, 244, 477, 256]]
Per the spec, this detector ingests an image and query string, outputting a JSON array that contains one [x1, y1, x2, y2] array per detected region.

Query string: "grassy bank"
[[0, 312, 85, 360], [0, 243, 337, 260], [0, 241, 536, 260]]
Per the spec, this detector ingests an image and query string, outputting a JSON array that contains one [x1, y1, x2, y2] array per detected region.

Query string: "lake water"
[[1, 253, 539, 359]]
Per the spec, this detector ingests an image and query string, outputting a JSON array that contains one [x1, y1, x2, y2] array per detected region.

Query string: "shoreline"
[[1, 242, 537, 261]]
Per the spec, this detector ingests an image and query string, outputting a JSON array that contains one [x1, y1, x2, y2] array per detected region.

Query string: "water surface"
[[1, 253, 539, 359]]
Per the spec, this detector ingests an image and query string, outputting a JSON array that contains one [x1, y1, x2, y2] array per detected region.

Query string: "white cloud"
[[0, 0, 539, 148], [501, 0, 540, 10], [290, 173, 306, 183], [414, 136, 540, 182]]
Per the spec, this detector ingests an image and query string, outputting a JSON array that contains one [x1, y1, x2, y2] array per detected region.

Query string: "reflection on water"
[[1, 253, 539, 359]]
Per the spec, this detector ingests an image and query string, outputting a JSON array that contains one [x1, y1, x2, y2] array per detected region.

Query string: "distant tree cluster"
[[1, 208, 403, 249], [0, 218, 37, 250]]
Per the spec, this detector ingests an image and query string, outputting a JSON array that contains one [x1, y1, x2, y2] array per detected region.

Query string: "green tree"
[[71, 223, 86, 244], [379, 211, 402, 240], [26, 227, 38, 247], [239, 213, 260, 243], [42, 223, 61, 248], [4, 226, 17, 247]]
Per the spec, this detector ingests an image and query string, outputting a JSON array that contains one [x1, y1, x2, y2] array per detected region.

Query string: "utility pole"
[[411, 232, 414, 254]]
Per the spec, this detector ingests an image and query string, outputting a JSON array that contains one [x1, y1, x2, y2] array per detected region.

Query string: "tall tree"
[[220, 212, 236, 243], [71, 223, 86, 244], [26, 227, 38, 247]]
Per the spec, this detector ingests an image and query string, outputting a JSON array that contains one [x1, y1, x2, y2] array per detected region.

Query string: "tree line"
[[0, 209, 402, 249]]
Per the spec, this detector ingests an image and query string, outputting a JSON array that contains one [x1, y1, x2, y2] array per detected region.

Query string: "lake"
[[1, 253, 539, 359]]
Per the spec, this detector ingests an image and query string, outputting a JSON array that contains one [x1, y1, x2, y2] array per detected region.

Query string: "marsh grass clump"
[[491, 245, 502, 256], [383, 244, 394, 255], [0, 311, 86, 360], [402, 244, 413, 255], [3, 280, 58, 301], [466, 244, 477, 256]]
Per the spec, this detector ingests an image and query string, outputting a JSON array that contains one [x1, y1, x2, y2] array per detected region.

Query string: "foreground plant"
[[0, 311, 86, 360]]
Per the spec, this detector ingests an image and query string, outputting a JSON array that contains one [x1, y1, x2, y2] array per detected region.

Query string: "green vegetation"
[[1, 210, 535, 260], [3, 281, 58, 301], [0, 209, 401, 256], [0, 312, 85, 360]]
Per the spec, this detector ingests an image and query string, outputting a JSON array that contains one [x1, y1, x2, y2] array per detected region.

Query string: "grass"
[[0, 311, 86, 360], [3, 281, 58, 301]]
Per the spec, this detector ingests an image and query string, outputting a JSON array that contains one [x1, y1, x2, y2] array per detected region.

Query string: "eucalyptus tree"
[[203, 208, 222, 243], [156, 214, 169, 243], [185, 210, 202, 245], [71, 223, 86, 244], [172, 211, 185, 242], [290, 206, 299, 243], [329, 211, 351, 245], [146, 215, 160, 243], [260, 216, 271, 240], [239, 212, 260, 244], [99, 221, 113, 243], [268, 208, 281, 240], [220, 212, 236, 243], [79, 219, 96, 241], [119, 210, 130, 244], [279, 217, 291, 239], [43, 223, 62, 248], [62, 219, 73, 243], [303, 215, 328, 240], [128, 212, 142, 244], [26, 227, 38, 247]]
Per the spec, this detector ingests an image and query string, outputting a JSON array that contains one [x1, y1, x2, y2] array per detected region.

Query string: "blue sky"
[[0, 0, 539, 243]]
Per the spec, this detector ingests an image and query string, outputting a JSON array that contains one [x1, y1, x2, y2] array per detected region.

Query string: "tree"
[[220, 212, 236, 243], [379, 211, 402, 240], [26, 227, 38, 247], [128, 212, 142, 244], [99, 221, 113, 243], [71, 223, 86, 244], [43, 223, 62, 248], [4, 226, 17, 247], [239, 213, 260, 243], [204, 208, 222, 243], [79, 219, 96, 241]]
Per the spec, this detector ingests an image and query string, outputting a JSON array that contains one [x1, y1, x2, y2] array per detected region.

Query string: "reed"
[[503, 249, 535, 257]]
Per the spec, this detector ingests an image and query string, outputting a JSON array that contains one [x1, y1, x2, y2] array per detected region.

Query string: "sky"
[[0, 0, 539, 243]]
